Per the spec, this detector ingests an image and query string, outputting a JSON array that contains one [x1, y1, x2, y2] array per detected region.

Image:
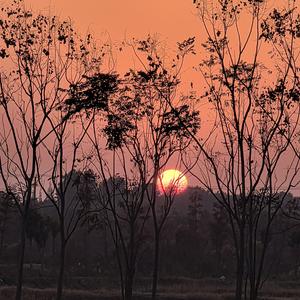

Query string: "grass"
[[0, 278, 300, 300], [0, 287, 121, 300]]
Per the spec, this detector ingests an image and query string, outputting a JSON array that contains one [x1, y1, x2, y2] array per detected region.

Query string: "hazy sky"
[[11, 0, 296, 193], [25, 0, 200, 43], [23, 0, 201, 88]]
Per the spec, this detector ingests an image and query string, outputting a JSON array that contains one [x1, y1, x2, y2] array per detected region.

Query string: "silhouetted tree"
[[288, 230, 300, 277], [0, 1, 107, 299], [96, 173, 149, 300], [84, 105, 151, 300], [0, 192, 14, 258], [209, 202, 230, 274], [109, 36, 199, 300], [187, 189, 203, 232], [48, 217, 60, 257], [39, 169, 102, 300], [176, 1, 300, 299], [25, 207, 50, 270], [71, 35, 199, 300]]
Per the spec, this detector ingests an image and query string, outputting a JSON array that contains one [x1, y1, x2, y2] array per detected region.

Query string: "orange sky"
[[23, 0, 202, 88], [4, 0, 296, 193], [25, 0, 200, 43], [22, 0, 282, 45], [21, 1, 282, 83]]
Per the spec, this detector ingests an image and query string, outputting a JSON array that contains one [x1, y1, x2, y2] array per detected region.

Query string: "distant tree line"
[[0, 185, 300, 295]]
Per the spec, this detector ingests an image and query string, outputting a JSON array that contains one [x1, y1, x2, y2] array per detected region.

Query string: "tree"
[[283, 195, 300, 277], [209, 202, 230, 275], [48, 217, 60, 257], [105, 37, 199, 300], [187, 189, 203, 232], [97, 173, 150, 300], [52, 72, 118, 300], [177, 1, 300, 299], [71, 36, 199, 300], [77, 74, 151, 300], [39, 169, 104, 300], [0, 1, 106, 299], [0, 191, 14, 257], [25, 206, 50, 270]]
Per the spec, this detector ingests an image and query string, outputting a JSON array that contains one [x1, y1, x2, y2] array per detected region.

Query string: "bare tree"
[[175, 1, 300, 299], [38, 136, 96, 300], [104, 37, 199, 300], [0, 1, 106, 299], [73, 72, 150, 300], [70, 36, 199, 300], [36, 58, 113, 300], [64, 72, 147, 300], [89, 148, 150, 300]]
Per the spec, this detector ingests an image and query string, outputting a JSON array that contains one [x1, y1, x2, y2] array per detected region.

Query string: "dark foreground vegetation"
[[1, 278, 300, 300], [1, 187, 300, 300]]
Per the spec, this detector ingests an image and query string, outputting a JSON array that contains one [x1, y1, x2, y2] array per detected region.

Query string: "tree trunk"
[[151, 233, 160, 300], [125, 268, 134, 300], [0, 228, 3, 259], [235, 229, 245, 300], [0, 212, 8, 258], [250, 288, 257, 300], [249, 266, 257, 300], [236, 257, 244, 300], [40, 247, 45, 274], [52, 234, 56, 257], [103, 224, 108, 262], [56, 233, 66, 300], [15, 217, 27, 300]]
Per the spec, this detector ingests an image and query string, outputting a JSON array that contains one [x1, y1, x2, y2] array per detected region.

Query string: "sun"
[[157, 169, 188, 194]]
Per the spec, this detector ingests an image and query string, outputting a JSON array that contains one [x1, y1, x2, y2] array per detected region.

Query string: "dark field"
[[0, 278, 300, 300]]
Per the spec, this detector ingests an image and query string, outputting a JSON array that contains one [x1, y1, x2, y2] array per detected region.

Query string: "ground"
[[0, 277, 300, 300]]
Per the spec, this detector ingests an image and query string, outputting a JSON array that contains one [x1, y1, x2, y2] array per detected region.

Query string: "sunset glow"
[[157, 169, 188, 194], [0, 1, 297, 299]]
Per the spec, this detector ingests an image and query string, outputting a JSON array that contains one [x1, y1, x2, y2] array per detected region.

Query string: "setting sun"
[[157, 169, 188, 194]]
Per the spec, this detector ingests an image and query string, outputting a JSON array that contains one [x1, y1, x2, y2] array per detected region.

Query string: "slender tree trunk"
[[56, 228, 66, 300], [236, 257, 244, 300], [0, 228, 3, 259], [15, 217, 27, 300], [40, 247, 45, 274], [0, 209, 8, 259], [249, 270, 257, 300], [0, 224, 6, 259], [125, 223, 137, 300], [236, 229, 245, 300], [249, 229, 255, 300], [15, 186, 32, 300], [125, 268, 134, 300], [52, 234, 56, 257], [151, 232, 160, 300], [250, 288, 257, 300], [103, 224, 108, 261]]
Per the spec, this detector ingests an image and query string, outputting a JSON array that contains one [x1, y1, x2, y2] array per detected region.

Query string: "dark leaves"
[[162, 105, 200, 138], [177, 37, 196, 55], [261, 8, 300, 42], [0, 48, 7, 58], [63, 73, 119, 120], [103, 113, 136, 150]]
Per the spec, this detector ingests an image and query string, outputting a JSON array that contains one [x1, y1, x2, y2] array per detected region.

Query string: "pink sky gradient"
[[25, 0, 200, 43]]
